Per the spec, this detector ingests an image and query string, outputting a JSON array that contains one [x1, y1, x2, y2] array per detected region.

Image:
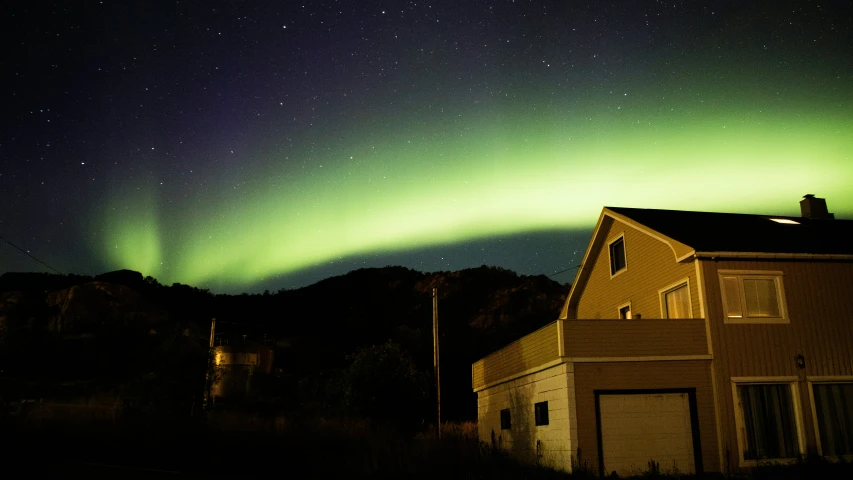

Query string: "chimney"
[[800, 194, 834, 220]]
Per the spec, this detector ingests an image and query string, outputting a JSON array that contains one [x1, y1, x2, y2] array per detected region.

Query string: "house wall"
[[573, 360, 718, 475], [701, 258, 853, 471], [562, 319, 708, 357], [472, 322, 559, 390], [477, 363, 574, 471], [575, 218, 699, 320]]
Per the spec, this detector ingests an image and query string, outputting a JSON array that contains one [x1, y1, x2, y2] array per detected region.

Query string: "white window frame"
[[658, 278, 693, 319], [608, 233, 627, 278], [719, 270, 789, 324], [806, 376, 853, 460], [730, 377, 806, 467], [617, 301, 632, 319]]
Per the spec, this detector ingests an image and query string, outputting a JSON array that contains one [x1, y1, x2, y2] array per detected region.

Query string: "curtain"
[[814, 383, 853, 456], [743, 278, 780, 317], [738, 384, 798, 460], [722, 276, 742, 318], [665, 285, 690, 318]]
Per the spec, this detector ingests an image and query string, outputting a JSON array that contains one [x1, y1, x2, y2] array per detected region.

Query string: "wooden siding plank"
[[573, 361, 717, 476], [575, 220, 699, 321], [473, 323, 560, 389], [703, 258, 853, 473], [563, 319, 707, 357]]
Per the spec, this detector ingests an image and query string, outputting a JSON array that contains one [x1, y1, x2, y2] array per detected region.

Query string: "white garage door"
[[599, 392, 695, 477]]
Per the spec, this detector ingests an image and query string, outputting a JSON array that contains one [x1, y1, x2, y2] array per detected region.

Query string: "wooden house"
[[472, 195, 853, 476]]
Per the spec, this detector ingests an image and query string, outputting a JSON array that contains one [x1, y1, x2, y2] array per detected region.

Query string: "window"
[[812, 383, 853, 456], [736, 384, 800, 462], [770, 218, 800, 225], [534, 401, 549, 426], [500, 408, 511, 430], [609, 235, 626, 276], [618, 303, 632, 319], [720, 271, 787, 323], [659, 279, 692, 319]]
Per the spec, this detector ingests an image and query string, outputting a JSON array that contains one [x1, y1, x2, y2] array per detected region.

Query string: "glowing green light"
[[100, 179, 162, 276], [99, 99, 853, 289]]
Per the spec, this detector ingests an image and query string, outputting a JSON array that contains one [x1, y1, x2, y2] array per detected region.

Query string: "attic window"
[[609, 235, 627, 276], [770, 218, 800, 225]]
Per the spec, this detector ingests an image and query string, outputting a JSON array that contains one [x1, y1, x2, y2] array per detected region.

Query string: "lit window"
[[500, 408, 511, 430], [720, 271, 787, 323], [812, 383, 853, 456], [769, 218, 800, 225], [534, 401, 549, 426], [609, 236, 626, 276], [736, 383, 800, 461], [618, 304, 632, 319], [658, 280, 691, 319]]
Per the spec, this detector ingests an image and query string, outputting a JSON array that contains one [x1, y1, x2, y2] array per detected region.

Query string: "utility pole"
[[202, 318, 216, 411], [432, 287, 441, 439]]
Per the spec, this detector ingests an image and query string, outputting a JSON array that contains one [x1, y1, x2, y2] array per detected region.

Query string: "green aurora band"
[[100, 97, 853, 289]]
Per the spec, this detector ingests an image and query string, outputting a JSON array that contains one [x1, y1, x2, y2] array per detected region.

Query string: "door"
[[598, 392, 697, 476]]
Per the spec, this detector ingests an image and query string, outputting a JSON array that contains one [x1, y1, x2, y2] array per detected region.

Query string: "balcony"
[[473, 318, 709, 391], [562, 318, 709, 358]]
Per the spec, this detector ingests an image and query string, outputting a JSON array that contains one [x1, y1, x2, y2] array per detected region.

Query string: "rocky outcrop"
[[0, 277, 168, 336], [44, 281, 168, 333]]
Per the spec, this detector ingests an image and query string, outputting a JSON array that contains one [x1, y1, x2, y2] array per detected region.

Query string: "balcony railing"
[[472, 318, 709, 390], [562, 318, 708, 358]]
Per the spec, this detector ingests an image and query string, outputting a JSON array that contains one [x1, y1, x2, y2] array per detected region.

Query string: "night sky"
[[2, 1, 852, 293]]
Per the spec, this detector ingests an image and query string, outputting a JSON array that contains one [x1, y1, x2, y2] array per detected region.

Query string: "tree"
[[341, 340, 428, 429]]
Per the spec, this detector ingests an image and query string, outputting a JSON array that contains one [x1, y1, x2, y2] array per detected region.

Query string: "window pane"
[[500, 408, 512, 430], [610, 238, 625, 274], [738, 384, 798, 460], [535, 401, 549, 426], [665, 284, 690, 318], [813, 384, 853, 456], [744, 278, 780, 317], [723, 276, 743, 318]]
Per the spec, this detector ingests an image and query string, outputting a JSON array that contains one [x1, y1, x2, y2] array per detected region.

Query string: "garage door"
[[598, 392, 696, 477]]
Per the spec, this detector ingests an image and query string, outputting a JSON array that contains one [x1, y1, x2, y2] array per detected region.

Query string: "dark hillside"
[[0, 266, 567, 422]]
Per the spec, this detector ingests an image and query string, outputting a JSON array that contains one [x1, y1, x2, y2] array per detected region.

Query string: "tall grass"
[[6, 404, 853, 479], [4, 405, 568, 478]]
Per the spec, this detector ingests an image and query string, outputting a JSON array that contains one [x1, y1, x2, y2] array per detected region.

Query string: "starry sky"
[[2, 1, 852, 293]]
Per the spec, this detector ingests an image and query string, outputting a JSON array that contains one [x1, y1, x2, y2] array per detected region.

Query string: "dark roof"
[[606, 207, 853, 255]]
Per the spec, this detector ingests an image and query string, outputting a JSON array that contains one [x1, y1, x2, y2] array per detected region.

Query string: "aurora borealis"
[[3, 1, 852, 293]]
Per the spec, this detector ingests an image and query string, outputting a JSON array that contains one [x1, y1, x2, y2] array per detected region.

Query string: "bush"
[[341, 340, 430, 431]]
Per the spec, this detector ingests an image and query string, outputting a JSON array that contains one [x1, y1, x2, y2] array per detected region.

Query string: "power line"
[[0, 235, 63, 275], [546, 264, 581, 280]]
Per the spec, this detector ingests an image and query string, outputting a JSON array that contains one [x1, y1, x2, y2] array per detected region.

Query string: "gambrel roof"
[[560, 204, 853, 319]]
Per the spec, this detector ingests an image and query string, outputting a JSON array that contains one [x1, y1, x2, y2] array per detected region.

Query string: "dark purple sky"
[[2, 1, 851, 293]]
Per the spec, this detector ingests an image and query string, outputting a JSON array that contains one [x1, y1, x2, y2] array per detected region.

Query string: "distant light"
[[770, 218, 800, 225]]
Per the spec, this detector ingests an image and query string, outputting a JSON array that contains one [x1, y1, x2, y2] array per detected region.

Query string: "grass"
[[5, 404, 853, 479], [4, 405, 569, 479]]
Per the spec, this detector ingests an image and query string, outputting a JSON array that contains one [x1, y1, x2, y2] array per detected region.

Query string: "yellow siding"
[[563, 319, 708, 357], [701, 259, 853, 472], [473, 322, 559, 390], [574, 361, 718, 475], [575, 219, 699, 320]]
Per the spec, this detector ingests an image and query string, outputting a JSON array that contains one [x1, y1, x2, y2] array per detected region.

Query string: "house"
[[211, 341, 274, 406], [472, 195, 853, 476]]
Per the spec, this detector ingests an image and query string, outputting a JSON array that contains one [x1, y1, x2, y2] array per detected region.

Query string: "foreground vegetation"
[[5, 406, 852, 479], [5, 410, 569, 479]]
